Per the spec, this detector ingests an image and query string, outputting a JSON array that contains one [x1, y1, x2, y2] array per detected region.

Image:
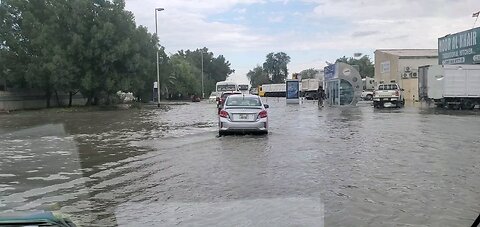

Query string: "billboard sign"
[[286, 80, 299, 99], [324, 64, 336, 80], [286, 79, 300, 104], [438, 27, 480, 65]]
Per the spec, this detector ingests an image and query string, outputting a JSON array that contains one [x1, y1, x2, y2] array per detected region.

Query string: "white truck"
[[261, 83, 286, 97], [360, 77, 375, 101], [372, 83, 405, 108], [418, 64, 480, 109], [300, 79, 321, 100]]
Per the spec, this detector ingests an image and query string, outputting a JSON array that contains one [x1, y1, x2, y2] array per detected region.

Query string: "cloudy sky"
[[125, 0, 479, 84]]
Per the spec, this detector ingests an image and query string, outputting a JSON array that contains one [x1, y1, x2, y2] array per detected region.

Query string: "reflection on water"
[[0, 101, 479, 226]]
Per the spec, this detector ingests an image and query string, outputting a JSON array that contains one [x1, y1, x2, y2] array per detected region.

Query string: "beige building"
[[374, 49, 438, 101]]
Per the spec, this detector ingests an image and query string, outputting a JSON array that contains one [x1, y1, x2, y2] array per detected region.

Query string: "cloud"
[[235, 8, 247, 14], [351, 30, 379, 38], [268, 15, 285, 23], [126, 0, 272, 52], [125, 0, 480, 83]]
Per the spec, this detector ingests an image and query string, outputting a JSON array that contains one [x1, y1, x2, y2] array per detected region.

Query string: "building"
[[374, 49, 438, 101]]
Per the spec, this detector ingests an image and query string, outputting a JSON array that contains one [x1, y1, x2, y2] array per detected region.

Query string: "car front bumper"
[[219, 118, 268, 132]]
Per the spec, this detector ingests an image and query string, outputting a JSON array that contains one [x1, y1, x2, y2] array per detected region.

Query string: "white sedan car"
[[218, 94, 269, 136]]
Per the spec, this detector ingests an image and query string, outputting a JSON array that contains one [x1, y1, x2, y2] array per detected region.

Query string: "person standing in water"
[[318, 86, 325, 107]]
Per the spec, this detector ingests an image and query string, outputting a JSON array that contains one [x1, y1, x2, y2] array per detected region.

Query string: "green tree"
[[168, 55, 201, 99], [1, 0, 79, 107], [247, 65, 270, 87], [263, 52, 290, 83], [335, 55, 374, 78], [173, 48, 234, 98], [1, 0, 233, 106], [299, 68, 320, 79]]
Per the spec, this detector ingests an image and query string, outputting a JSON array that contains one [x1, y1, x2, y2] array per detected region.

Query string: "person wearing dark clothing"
[[317, 87, 325, 107]]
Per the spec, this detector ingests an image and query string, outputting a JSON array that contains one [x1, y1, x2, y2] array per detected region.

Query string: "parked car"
[[218, 94, 269, 135], [372, 83, 405, 108], [208, 92, 218, 103], [361, 90, 374, 101], [191, 95, 201, 102]]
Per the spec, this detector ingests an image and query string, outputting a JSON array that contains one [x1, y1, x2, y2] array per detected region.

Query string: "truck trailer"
[[260, 84, 286, 97], [418, 64, 480, 109], [300, 79, 322, 100]]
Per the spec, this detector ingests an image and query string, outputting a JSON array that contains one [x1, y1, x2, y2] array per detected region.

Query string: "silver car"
[[218, 94, 269, 135]]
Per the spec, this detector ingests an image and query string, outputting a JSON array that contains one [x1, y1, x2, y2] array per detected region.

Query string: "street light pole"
[[201, 50, 204, 99], [155, 8, 164, 107]]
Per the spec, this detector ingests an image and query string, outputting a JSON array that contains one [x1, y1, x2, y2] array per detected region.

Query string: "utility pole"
[[155, 8, 164, 107], [201, 50, 204, 99]]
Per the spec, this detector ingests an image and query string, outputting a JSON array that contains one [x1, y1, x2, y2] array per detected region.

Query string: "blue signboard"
[[324, 64, 335, 80], [286, 80, 299, 99]]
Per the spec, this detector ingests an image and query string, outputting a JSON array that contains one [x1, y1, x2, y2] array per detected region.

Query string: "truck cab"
[[373, 83, 405, 108]]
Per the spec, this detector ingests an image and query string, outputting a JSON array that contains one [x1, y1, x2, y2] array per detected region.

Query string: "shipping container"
[[418, 65, 443, 101]]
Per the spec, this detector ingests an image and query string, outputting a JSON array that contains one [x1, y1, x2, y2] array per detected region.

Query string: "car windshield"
[[225, 96, 261, 106], [1, 1, 480, 226]]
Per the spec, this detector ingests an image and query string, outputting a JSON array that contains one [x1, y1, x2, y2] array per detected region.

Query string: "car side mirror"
[[263, 104, 269, 109]]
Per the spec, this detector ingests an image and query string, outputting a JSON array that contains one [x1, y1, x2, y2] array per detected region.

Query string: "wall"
[[375, 50, 439, 101], [374, 51, 399, 84], [0, 90, 86, 111], [398, 58, 438, 101]]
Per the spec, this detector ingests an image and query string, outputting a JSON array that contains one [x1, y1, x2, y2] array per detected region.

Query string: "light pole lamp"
[[155, 7, 164, 107], [201, 50, 204, 99]]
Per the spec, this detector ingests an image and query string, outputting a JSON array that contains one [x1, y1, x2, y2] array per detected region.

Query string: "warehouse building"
[[374, 49, 438, 101]]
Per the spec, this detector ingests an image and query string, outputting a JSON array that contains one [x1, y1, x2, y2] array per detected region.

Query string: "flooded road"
[[1, 100, 479, 226]]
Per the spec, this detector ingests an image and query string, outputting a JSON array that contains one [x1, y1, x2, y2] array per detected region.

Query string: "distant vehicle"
[[372, 83, 405, 108], [361, 91, 374, 101], [217, 92, 241, 113], [300, 78, 322, 100], [419, 64, 480, 110], [361, 77, 375, 101], [218, 94, 269, 135], [216, 81, 238, 95], [237, 84, 249, 94], [191, 95, 201, 102], [250, 87, 258, 95], [260, 83, 286, 97], [208, 92, 218, 103], [257, 85, 265, 97]]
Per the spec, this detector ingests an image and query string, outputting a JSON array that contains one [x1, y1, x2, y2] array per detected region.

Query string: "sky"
[[125, 0, 479, 84]]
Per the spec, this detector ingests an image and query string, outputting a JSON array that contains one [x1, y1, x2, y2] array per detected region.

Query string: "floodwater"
[[0, 99, 479, 226]]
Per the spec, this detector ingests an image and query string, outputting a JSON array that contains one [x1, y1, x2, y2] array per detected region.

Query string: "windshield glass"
[[225, 96, 261, 106], [1, 1, 480, 226], [378, 84, 398, 90]]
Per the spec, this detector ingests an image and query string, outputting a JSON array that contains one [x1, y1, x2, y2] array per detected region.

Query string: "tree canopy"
[[263, 52, 290, 84], [335, 55, 374, 78], [247, 65, 269, 88], [298, 68, 320, 79], [0, 0, 234, 106]]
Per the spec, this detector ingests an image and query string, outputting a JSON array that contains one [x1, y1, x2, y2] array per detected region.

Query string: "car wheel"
[[366, 94, 373, 101], [219, 131, 225, 136]]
